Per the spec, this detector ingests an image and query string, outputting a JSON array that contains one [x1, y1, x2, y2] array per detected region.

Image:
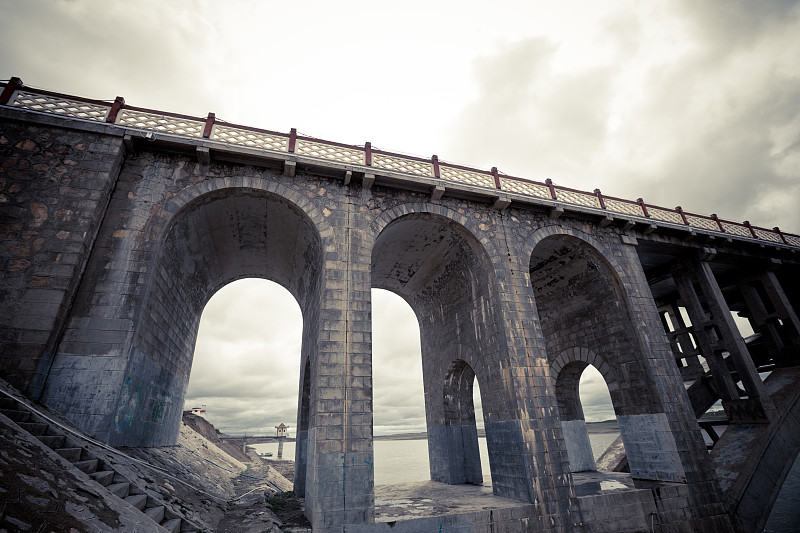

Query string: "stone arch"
[[112, 183, 325, 453], [161, 176, 333, 253], [523, 225, 631, 294], [368, 202, 505, 263], [550, 347, 619, 472], [530, 230, 683, 481], [551, 347, 617, 418], [436, 359, 482, 484], [370, 209, 514, 493]]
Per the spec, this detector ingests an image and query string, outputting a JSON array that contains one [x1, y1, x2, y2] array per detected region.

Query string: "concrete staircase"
[[0, 395, 201, 533]]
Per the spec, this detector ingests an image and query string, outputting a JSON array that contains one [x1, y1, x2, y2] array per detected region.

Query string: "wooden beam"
[[363, 173, 375, 189], [493, 196, 511, 210], [196, 146, 210, 165]]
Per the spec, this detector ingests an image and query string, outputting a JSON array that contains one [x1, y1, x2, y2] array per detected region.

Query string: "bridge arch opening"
[[553, 357, 624, 473], [111, 188, 323, 461], [438, 359, 483, 484], [371, 212, 503, 490], [371, 288, 426, 485], [185, 278, 302, 444], [531, 233, 682, 482]]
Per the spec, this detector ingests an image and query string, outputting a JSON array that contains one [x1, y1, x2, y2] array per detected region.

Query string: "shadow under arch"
[[530, 232, 682, 482], [370, 211, 514, 495], [111, 186, 323, 469]]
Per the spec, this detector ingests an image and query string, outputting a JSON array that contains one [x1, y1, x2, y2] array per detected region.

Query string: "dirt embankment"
[[183, 412, 253, 463], [0, 382, 307, 532]]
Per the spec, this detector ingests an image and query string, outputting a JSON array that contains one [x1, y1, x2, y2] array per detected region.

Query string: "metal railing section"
[[1, 77, 797, 250]]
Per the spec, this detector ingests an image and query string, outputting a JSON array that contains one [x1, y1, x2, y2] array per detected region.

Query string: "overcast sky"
[[2, 1, 798, 435]]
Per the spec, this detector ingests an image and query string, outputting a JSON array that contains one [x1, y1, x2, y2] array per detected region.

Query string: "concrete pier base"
[[354, 473, 661, 532]]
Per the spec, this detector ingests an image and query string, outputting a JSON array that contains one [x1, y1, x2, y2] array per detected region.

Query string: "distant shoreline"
[[374, 420, 620, 441]]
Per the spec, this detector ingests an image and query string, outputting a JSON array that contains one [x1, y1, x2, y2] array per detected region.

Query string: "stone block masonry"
[[2, 92, 800, 532], [0, 116, 125, 396]]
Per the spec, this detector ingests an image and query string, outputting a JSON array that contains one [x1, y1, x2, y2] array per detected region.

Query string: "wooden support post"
[[668, 302, 705, 380], [692, 260, 775, 421], [672, 268, 740, 402]]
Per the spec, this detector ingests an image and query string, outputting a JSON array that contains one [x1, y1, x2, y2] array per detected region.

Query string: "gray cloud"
[[185, 279, 303, 434], [3, 1, 785, 437], [446, 2, 800, 233]]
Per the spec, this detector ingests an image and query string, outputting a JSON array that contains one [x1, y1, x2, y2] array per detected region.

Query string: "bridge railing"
[[2, 77, 798, 249]]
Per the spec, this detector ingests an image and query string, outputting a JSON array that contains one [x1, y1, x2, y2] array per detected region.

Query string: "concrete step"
[[144, 505, 165, 523], [55, 447, 83, 462], [124, 493, 148, 511], [108, 482, 131, 498], [39, 434, 66, 448], [0, 408, 32, 422], [161, 518, 182, 533], [17, 421, 48, 435], [90, 470, 115, 486], [74, 458, 99, 474]]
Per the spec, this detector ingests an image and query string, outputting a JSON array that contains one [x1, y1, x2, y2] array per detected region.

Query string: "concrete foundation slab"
[[373, 481, 528, 522]]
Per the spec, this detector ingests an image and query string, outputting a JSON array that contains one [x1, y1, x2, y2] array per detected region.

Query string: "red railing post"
[[676, 206, 689, 225], [743, 221, 758, 239], [0, 76, 23, 105], [773, 227, 789, 245], [106, 96, 125, 123], [432, 155, 440, 179], [203, 112, 216, 138], [594, 188, 606, 209], [288, 128, 297, 153], [711, 214, 725, 232], [545, 178, 557, 200], [637, 198, 650, 217], [491, 167, 501, 189], [365, 142, 372, 166]]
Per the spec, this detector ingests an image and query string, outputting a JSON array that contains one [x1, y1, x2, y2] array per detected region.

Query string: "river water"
[[251, 433, 618, 486], [252, 433, 799, 530]]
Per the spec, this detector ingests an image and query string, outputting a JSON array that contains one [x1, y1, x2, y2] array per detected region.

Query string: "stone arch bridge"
[[1, 78, 799, 532]]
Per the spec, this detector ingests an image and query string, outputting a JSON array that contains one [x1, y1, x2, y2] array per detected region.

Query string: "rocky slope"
[[0, 379, 305, 531]]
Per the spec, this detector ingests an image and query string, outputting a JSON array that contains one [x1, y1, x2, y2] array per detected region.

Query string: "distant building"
[[275, 423, 288, 437], [185, 407, 206, 415]]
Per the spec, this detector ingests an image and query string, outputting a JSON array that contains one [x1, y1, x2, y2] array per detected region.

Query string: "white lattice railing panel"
[[604, 198, 644, 217], [500, 178, 552, 199], [117, 110, 204, 137], [720, 221, 752, 238], [647, 206, 685, 225], [555, 189, 602, 209], [786, 235, 800, 247], [212, 125, 288, 152], [440, 166, 495, 188], [685, 214, 719, 232], [295, 140, 364, 164], [753, 228, 783, 243], [12, 91, 109, 122], [372, 153, 434, 176]]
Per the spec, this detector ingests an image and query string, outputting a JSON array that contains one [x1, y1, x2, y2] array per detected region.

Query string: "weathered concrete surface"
[[0, 411, 165, 532], [0, 376, 300, 532], [3, 95, 800, 532], [711, 366, 800, 532], [561, 419, 596, 472], [0, 115, 125, 395]]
